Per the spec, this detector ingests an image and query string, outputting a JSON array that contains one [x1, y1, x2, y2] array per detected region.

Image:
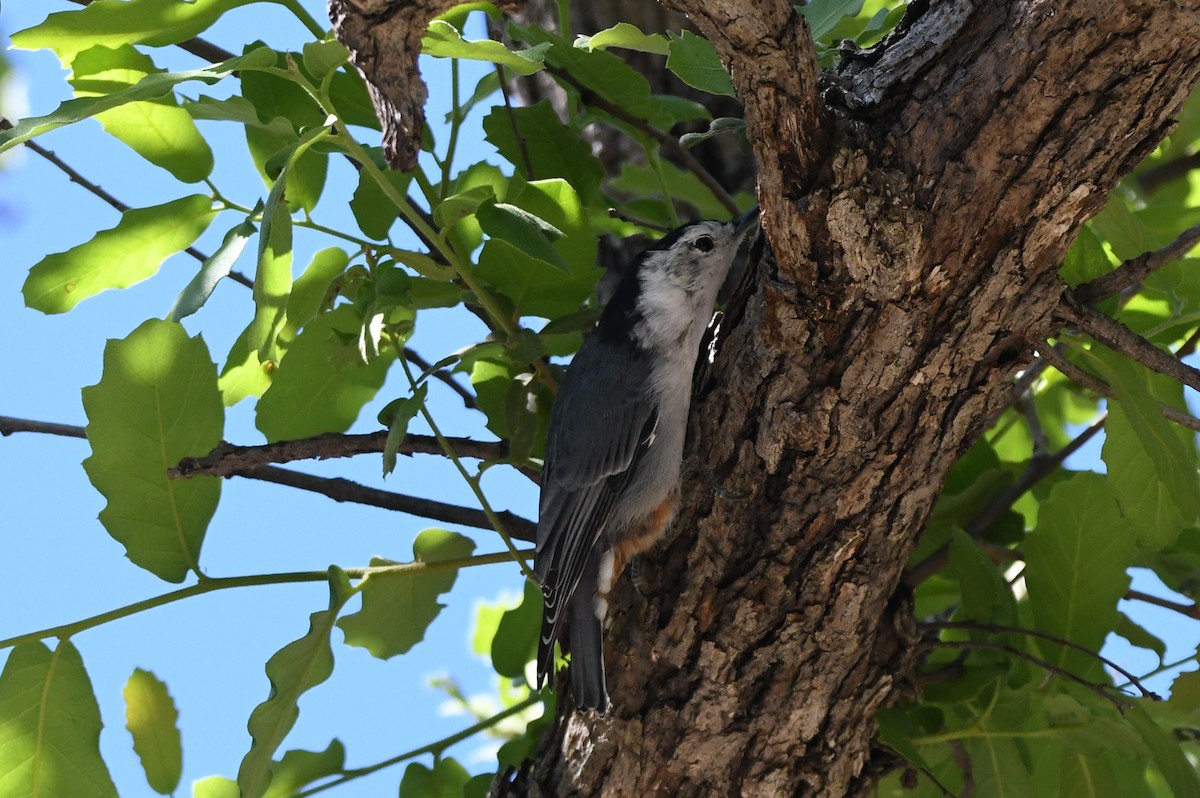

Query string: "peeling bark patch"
[[329, 0, 525, 170]]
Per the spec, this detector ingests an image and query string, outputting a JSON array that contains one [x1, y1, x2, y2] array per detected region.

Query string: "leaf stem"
[[398, 355, 537, 581], [0, 551, 530, 651], [295, 693, 541, 797]]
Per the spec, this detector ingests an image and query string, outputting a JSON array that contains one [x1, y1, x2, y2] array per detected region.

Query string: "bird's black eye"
[[694, 235, 715, 253]]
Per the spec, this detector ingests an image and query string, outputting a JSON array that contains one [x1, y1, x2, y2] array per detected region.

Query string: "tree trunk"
[[498, 2, 1200, 795]]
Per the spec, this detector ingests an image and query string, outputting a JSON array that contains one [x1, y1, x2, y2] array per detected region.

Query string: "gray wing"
[[535, 338, 656, 683]]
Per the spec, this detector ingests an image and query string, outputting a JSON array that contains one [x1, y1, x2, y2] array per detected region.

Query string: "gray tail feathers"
[[567, 588, 608, 712], [536, 546, 609, 713]]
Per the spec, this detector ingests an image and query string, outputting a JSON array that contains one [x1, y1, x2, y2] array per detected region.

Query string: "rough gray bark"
[[492, 1, 1200, 795]]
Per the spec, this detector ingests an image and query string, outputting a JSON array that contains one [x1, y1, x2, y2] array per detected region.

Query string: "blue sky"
[[2, 2, 1199, 797]]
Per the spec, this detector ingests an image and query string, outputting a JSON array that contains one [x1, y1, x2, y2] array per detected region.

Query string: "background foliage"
[[2, 1, 1200, 796]]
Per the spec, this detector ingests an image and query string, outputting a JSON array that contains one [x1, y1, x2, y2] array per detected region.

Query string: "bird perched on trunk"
[[535, 208, 760, 712]]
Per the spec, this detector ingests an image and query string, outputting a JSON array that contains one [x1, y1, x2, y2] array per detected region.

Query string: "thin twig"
[[926, 638, 1134, 711], [0, 416, 88, 439], [1039, 343, 1200, 432], [171, 432, 508, 477], [404, 347, 477, 409], [1126, 589, 1200, 620], [2, 118, 254, 289], [296, 694, 541, 797], [1059, 300, 1200, 394], [904, 413, 1106, 585], [925, 620, 1159, 699], [234, 465, 537, 541], [545, 65, 740, 217], [608, 207, 672, 233], [496, 64, 536, 179], [0, 551, 531, 651], [1074, 221, 1200, 304]]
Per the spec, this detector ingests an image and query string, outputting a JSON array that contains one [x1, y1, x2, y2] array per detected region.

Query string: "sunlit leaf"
[[169, 217, 256, 322], [399, 757, 470, 798], [0, 641, 118, 798], [256, 306, 397, 442], [23, 194, 216, 314], [123, 668, 182, 795], [423, 21, 549, 75], [82, 319, 223, 582], [482, 101, 604, 202], [338, 529, 477, 659], [70, 44, 214, 182], [492, 579, 542, 679], [264, 740, 346, 798], [380, 383, 427, 477], [238, 567, 355, 798], [666, 31, 735, 97], [576, 23, 670, 55]]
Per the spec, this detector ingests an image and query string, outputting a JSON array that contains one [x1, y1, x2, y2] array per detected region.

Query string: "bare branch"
[[236, 465, 536, 541], [171, 431, 510, 478], [904, 413, 1106, 586], [0, 415, 87, 439], [403, 348, 477, 409], [0, 118, 253, 289], [1126, 589, 1200, 621], [1073, 221, 1200, 304], [1039, 344, 1200, 433], [925, 620, 1159, 699], [1059, 300, 1200, 394]]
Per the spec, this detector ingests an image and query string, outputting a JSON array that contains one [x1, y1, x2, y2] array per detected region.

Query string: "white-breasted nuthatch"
[[535, 207, 761, 712]]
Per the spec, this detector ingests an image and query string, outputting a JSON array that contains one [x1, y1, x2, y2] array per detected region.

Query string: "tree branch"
[[1058, 300, 1200, 394], [403, 347, 477, 409], [1073, 221, 1200, 304], [0, 415, 87, 439], [924, 620, 1159, 699], [0, 118, 254, 288], [1126, 589, 1200, 621], [231, 464, 537, 541], [170, 431, 509, 477], [1137, 152, 1200, 194]]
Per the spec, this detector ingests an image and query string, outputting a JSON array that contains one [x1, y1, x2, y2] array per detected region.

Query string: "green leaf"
[[1103, 403, 1189, 549], [1093, 197, 1158, 261], [256, 306, 396, 442], [799, 0, 866, 43], [1060, 226, 1114, 288], [492, 579, 542, 678], [82, 319, 223, 582], [124, 668, 182, 795], [169, 217, 256, 322], [434, 183, 496, 228], [218, 323, 272, 406], [1059, 750, 1121, 798], [1085, 348, 1200, 525], [249, 171, 295, 368], [350, 154, 413, 240], [0, 641, 118, 798], [666, 31, 735, 97], [193, 776, 240, 798], [238, 567, 355, 798], [69, 44, 214, 182], [338, 529, 477, 659], [679, 116, 746, 149], [398, 757, 471, 798], [11, 0, 258, 63], [0, 48, 272, 151], [301, 40, 350, 82], [575, 23, 670, 55], [423, 21, 549, 75], [23, 194, 216, 314], [281, 248, 350, 345], [966, 736, 1033, 798], [1023, 472, 1136, 674], [477, 200, 568, 271], [1126, 701, 1200, 798], [264, 740, 346, 798], [949, 528, 1018, 626], [380, 383, 427, 477], [1114, 612, 1166, 665], [482, 101, 604, 202]]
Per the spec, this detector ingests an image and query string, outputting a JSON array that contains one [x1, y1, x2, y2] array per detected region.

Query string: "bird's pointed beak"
[[733, 205, 760, 239]]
